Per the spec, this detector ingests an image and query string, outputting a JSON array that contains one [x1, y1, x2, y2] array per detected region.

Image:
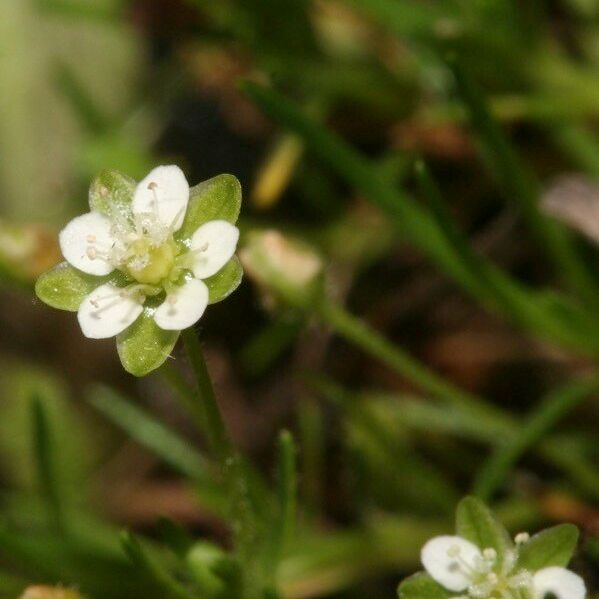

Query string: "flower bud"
[[19, 586, 84, 599], [239, 230, 322, 307], [0, 221, 60, 282]]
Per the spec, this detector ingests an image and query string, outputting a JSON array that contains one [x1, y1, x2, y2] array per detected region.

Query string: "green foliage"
[[31, 396, 65, 534], [474, 377, 599, 499], [186, 542, 234, 597], [241, 82, 599, 356], [120, 532, 198, 599], [4, 1, 599, 598], [87, 385, 211, 482]]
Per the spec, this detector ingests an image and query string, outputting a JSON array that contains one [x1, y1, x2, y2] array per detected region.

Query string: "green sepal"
[[204, 256, 243, 304], [177, 174, 242, 241], [517, 524, 579, 571], [456, 496, 512, 568], [35, 262, 125, 311], [89, 169, 136, 217], [397, 572, 452, 599], [117, 307, 179, 377]]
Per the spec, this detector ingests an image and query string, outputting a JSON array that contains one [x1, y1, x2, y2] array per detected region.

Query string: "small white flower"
[[421, 534, 586, 599], [59, 165, 239, 339]]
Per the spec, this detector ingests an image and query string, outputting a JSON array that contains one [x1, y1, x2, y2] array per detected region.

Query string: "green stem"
[[161, 360, 206, 433], [180, 328, 263, 599], [181, 328, 234, 465]]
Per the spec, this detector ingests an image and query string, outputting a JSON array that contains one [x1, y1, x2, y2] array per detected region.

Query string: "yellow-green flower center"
[[126, 238, 178, 285]]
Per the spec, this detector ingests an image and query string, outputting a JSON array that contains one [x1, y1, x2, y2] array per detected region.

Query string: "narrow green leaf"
[[241, 82, 599, 356], [186, 542, 229, 597], [552, 124, 599, 178], [239, 317, 304, 377], [397, 572, 452, 599], [448, 57, 597, 299], [274, 430, 297, 565], [121, 532, 197, 599], [35, 262, 120, 311], [89, 169, 136, 217], [474, 377, 599, 499], [298, 399, 325, 513], [156, 517, 193, 559], [178, 174, 242, 240], [204, 255, 243, 304], [116, 308, 179, 376], [31, 395, 65, 534], [87, 384, 208, 480], [55, 61, 109, 134], [456, 496, 511, 565], [517, 524, 579, 571]]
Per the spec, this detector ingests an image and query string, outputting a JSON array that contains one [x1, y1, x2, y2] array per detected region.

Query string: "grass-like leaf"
[[474, 377, 599, 499], [87, 384, 211, 481], [31, 395, 65, 534], [242, 81, 599, 356], [121, 532, 197, 599], [448, 57, 598, 299]]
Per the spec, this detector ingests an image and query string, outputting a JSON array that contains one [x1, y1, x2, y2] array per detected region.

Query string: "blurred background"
[[0, 0, 598, 597]]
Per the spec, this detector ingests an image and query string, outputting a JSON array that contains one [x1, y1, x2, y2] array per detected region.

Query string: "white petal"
[[533, 567, 586, 599], [132, 165, 189, 231], [154, 278, 209, 330], [77, 283, 144, 339], [59, 212, 115, 275], [190, 220, 239, 279], [421, 535, 481, 592]]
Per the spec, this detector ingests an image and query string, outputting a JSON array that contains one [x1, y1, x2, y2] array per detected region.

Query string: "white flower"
[[59, 165, 239, 339], [421, 534, 586, 599]]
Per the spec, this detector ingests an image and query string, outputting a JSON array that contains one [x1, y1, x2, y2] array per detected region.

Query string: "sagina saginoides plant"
[[398, 497, 586, 599], [36, 166, 243, 375]]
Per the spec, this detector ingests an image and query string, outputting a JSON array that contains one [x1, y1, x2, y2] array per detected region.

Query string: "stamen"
[[168, 205, 187, 232], [89, 284, 151, 313], [445, 545, 480, 581], [514, 532, 530, 545], [483, 548, 497, 563], [501, 548, 518, 577], [85, 245, 112, 263], [148, 181, 160, 215]]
